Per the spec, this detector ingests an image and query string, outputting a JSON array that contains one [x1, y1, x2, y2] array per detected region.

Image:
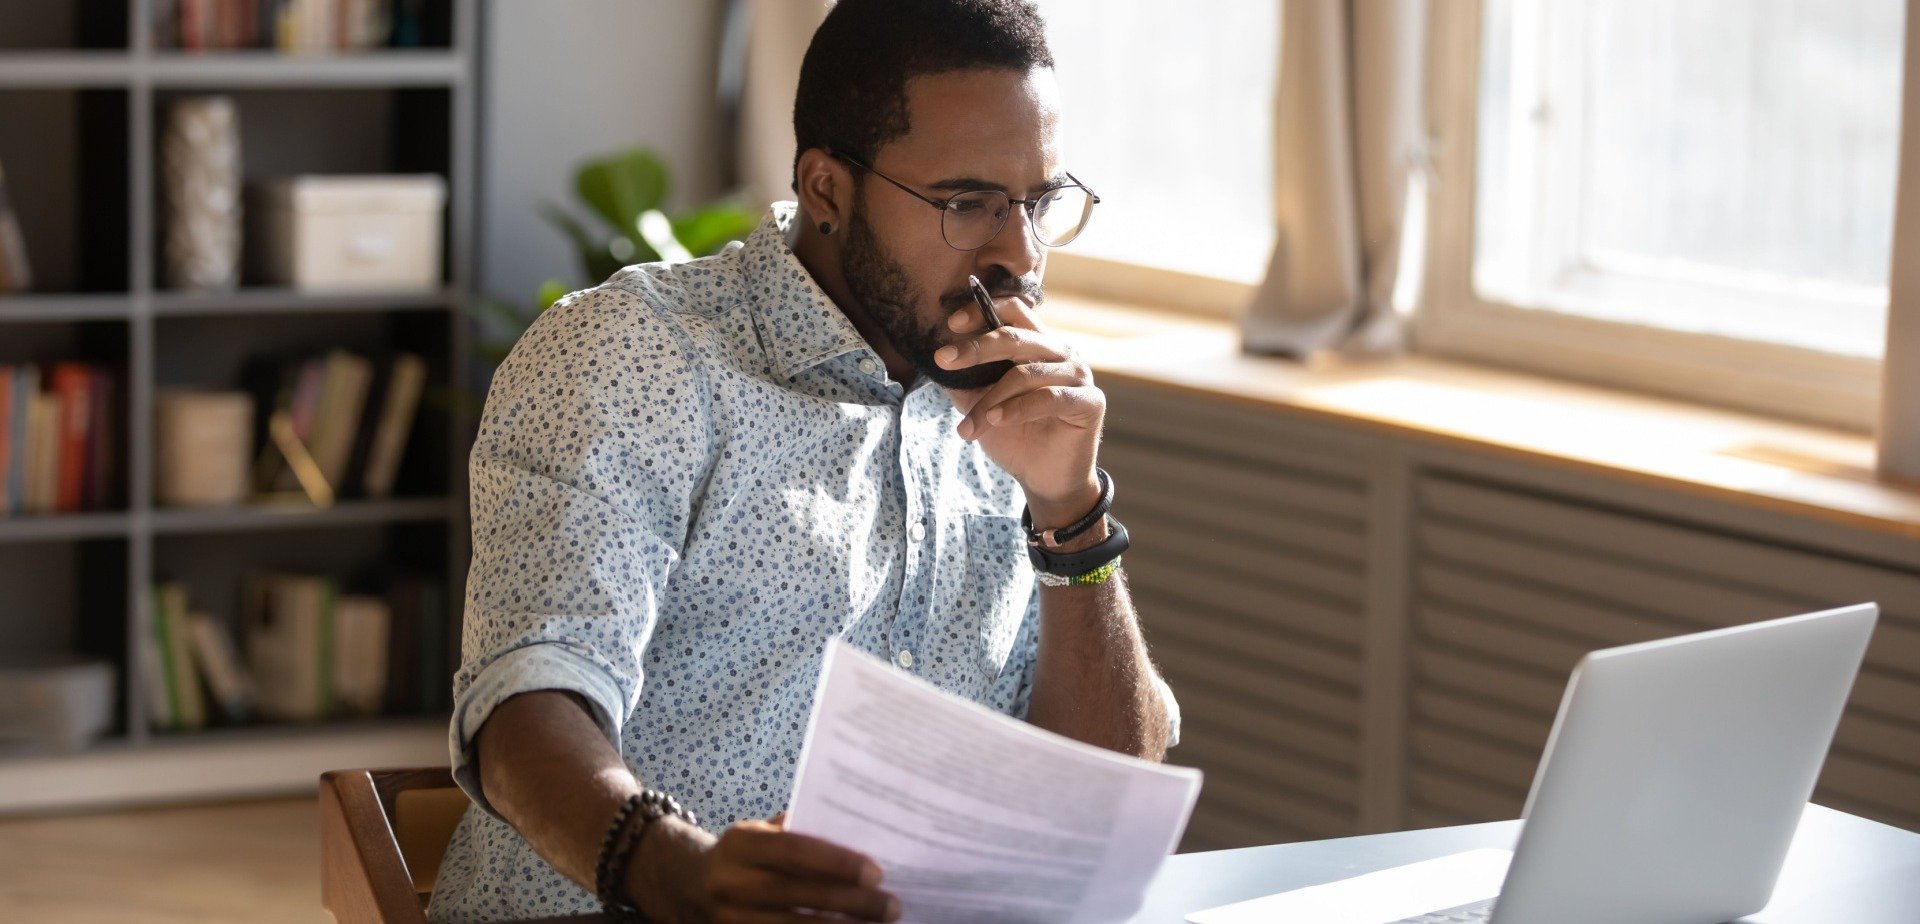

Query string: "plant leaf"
[[670, 200, 761, 257], [575, 148, 669, 234], [638, 209, 696, 263], [536, 279, 570, 311]]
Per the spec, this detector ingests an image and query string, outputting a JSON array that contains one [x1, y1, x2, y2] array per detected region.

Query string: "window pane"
[[1037, 0, 1276, 283], [1474, 0, 1904, 358]]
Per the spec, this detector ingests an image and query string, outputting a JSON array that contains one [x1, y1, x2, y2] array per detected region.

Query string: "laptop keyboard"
[[1391, 897, 1497, 923]]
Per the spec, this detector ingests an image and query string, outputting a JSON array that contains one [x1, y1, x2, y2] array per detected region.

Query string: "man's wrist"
[[625, 815, 714, 923], [1024, 475, 1101, 533]]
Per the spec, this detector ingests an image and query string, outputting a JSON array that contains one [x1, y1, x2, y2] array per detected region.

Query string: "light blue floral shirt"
[[429, 203, 1071, 921]]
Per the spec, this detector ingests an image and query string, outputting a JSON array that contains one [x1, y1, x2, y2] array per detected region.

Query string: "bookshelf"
[[0, 0, 476, 811]]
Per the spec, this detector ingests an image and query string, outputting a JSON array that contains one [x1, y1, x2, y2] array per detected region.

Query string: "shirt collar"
[[742, 202, 875, 384]]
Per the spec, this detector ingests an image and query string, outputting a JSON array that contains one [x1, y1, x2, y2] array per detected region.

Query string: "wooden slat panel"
[[1135, 590, 1360, 689], [1833, 711, 1920, 770], [1127, 515, 1365, 607], [1417, 604, 1589, 678], [1409, 727, 1539, 795], [1411, 649, 1563, 720], [1422, 477, 1920, 617], [1408, 769, 1524, 823], [1153, 645, 1361, 729], [1417, 562, 1688, 649], [1128, 524, 1365, 607], [1412, 688, 1553, 755], [1128, 558, 1365, 649], [1104, 440, 1367, 523], [1173, 726, 1358, 806], [1163, 683, 1361, 769], [1128, 491, 1366, 562], [1411, 473, 1920, 829], [1200, 770, 1356, 838], [1185, 801, 1322, 852], [1104, 380, 1373, 478]]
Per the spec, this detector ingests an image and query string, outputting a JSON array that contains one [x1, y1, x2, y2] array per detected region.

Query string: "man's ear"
[[795, 148, 854, 233]]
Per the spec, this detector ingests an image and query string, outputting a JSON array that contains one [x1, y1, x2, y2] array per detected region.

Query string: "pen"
[[968, 275, 1003, 332]]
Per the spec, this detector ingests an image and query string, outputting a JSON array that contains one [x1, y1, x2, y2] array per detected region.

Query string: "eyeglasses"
[[835, 152, 1100, 252]]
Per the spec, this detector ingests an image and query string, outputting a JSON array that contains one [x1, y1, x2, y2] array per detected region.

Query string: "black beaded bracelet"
[[596, 789, 702, 922], [595, 794, 647, 920]]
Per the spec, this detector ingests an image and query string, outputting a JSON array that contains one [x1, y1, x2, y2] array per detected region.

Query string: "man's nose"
[[977, 202, 1044, 281]]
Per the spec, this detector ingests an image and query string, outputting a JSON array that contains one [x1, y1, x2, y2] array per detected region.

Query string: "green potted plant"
[[473, 147, 761, 366]]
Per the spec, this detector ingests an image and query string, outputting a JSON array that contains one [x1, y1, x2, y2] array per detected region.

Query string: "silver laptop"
[[1400, 603, 1879, 924]]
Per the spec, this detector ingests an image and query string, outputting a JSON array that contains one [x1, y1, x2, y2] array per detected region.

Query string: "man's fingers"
[[935, 325, 1071, 370], [976, 385, 1104, 431], [957, 363, 1089, 438], [730, 827, 883, 886]]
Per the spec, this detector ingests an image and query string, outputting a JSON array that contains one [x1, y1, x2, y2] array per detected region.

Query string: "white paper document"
[[786, 639, 1203, 924], [1185, 848, 1514, 924]]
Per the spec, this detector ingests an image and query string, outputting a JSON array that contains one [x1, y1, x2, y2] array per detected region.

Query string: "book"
[[5, 365, 29, 515], [188, 611, 255, 722], [0, 364, 12, 515], [27, 390, 59, 514], [48, 362, 93, 514], [156, 582, 206, 730], [308, 349, 374, 492], [331, 594, 390, 716], [138, 599, 175, 731], [245, 572, 336, 721], [357, 352, 425, 498], [86, 367, 114, 510]]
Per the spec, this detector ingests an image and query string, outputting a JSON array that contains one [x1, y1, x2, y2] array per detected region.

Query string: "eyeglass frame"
[[832, 151, 1101, 252]]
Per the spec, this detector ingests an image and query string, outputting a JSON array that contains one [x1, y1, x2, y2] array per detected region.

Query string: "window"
[[1035, 0, 1277, 286], [1423, 0, 1906, 428]]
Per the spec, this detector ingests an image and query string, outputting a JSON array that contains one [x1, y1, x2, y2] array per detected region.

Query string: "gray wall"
[[479, 0, 729, 305]]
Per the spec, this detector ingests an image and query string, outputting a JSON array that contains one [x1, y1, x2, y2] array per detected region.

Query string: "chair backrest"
[[320, 767, 464, 924]]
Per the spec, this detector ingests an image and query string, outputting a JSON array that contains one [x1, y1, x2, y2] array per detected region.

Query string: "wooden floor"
[[0, 797, 330, 923]]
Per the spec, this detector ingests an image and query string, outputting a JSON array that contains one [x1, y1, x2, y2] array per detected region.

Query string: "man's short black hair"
[[792, 0, 1054, 187]]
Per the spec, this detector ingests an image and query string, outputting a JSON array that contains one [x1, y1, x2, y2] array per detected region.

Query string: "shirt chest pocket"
[[952, 513, 1035, 687]]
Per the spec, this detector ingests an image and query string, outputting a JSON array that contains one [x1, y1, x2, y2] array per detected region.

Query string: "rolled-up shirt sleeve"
[[448, 287, 710, 820]]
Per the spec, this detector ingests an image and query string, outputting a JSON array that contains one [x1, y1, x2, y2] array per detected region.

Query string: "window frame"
[[1414, 0, 1888, 433]]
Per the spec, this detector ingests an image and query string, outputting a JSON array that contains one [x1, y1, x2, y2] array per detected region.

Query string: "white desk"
[[1130, 804, 1920, 923]]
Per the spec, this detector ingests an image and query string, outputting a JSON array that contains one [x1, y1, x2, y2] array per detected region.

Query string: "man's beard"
[[839, 206, 1038, 391]]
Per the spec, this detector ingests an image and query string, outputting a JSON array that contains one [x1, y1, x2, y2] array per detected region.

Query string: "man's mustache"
[[940, 272, 1043, 311]]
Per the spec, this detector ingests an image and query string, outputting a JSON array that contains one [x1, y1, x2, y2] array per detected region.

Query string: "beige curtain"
[[1241, 0, 1431, 359], [736, 0, 832, 209]]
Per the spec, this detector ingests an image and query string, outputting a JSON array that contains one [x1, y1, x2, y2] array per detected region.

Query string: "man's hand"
[[636, 813, 901, 923], [937, 296, 1103, 528]]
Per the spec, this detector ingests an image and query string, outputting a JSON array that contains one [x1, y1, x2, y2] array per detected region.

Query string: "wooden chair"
[[319, 767, 608, 923]]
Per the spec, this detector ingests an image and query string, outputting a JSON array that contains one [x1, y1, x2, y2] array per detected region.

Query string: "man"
[[429, 1, 1177, 921]]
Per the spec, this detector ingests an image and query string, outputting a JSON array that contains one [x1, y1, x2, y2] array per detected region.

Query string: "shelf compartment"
[[0, 536, 130, 745], [0, 1, 129, 52], [149, 86, 454, 293], [0, 88, 130, 294]]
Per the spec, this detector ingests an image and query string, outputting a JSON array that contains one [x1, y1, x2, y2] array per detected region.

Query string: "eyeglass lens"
[[942, 187, 1095, 250]]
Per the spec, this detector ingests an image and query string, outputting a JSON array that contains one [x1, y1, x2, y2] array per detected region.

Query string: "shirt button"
[[896, 649, 914, 669], [858, 357, 878, 375], [907, 522, 927, 542]]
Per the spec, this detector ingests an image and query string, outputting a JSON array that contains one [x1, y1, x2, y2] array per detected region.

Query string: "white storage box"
[[0, 657, 114, 754], [255, 174, 446, 292]]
